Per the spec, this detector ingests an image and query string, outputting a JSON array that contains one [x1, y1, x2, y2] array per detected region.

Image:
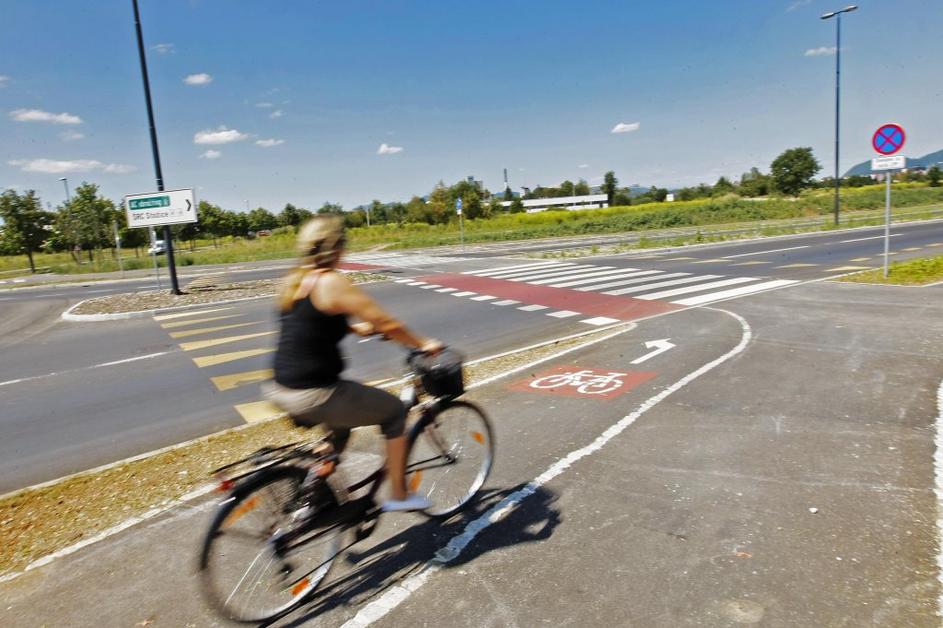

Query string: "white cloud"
[[787, 0, 813, 11], [184, 73, 213, 86], [193, 126, 249, 145], [10, 109, 82, 125], [200, 150, 222, 160], [269, 109, 283, 119], [0, 75, 9, 88], [255, 102, 274, 108], [611, 122, 640, 134], [377, 143, 404, 155], [578, 163, 589, 169], [60, 130, 85, 141], [804, 46, 838, 57], [8, 158, 135, 174], [151, 43, 175, 55], [256, 138, 285, 147]]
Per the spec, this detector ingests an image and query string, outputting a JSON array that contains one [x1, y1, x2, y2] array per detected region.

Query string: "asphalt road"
[[3, 278, 940, 626]]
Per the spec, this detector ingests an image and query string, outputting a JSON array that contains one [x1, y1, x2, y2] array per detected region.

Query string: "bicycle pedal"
[[354, 517, 379, 542]]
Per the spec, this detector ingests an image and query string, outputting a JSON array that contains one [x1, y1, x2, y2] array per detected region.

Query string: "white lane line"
[[550, 269, 657, 288], [435, 287, 458, 293], [547, 310, 580, 318], [603, 274, 722, 296], [462, 261, 572, 276], [470, 295, 497, 301], [671, 279, 799, 306], [394, 278, 414, 283], [0, 352, 171, 388], [503, 265, 604, 282], [452, 291, 477, 297], [341, 310, 753, 628], [405, 281, 427, 286], [419, 284, 441, 289], [724, 245, 809, 258], [526, 267, 624, 285], [518, 304, 548, 311], [636, 277, 757, 301], [934, 379, 943, 619], [581, 316, 622, 326], [492, 299, 520, 306], [153, 307, 233, 321], [840, 234, 902, 244], [575, 271, 680, 292]]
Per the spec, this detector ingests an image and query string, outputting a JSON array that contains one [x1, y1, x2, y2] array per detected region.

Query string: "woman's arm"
[[314, 272, 442, 352]]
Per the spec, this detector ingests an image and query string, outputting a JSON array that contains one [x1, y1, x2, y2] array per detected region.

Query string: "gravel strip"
[[69, 272, 387, 315], [0, 324, 627, 576]]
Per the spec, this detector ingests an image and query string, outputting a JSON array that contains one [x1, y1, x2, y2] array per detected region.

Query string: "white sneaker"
[[381, 493, 432, 513]]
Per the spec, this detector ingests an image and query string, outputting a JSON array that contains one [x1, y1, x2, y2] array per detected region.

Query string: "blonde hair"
[[278, 215, 346, 311]]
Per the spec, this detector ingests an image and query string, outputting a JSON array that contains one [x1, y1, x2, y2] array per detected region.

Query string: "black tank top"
[[273, 275, 349, 388]]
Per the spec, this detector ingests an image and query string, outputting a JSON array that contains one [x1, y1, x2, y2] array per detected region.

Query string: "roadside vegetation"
[[838, 255, 943, 286], [2, 147, 942, 278]]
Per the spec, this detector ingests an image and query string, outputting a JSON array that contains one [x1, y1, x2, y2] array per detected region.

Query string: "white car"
[[147, 240, 167, 255]]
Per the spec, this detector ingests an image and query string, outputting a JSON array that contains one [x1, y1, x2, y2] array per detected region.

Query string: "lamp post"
[[59, 177, 70, 202], [821, 5, 857, 226]]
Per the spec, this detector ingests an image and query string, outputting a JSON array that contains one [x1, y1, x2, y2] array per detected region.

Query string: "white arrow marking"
[[631, 338, 676, 364]]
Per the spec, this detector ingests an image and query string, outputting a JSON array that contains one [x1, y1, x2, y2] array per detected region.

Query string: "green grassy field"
[[839, 255, 943, 286], [3, 183, 942, 277]]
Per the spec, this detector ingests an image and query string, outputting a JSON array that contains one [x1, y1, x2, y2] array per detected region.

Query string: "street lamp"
[[59, 177, 71, 202], [821, 5, 857, 226]]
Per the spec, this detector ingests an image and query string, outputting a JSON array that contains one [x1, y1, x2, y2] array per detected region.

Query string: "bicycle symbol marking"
[[529, 369, 628, 395]]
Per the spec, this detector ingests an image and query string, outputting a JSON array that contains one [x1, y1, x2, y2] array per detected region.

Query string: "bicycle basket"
[[414, 349, 465, 399]]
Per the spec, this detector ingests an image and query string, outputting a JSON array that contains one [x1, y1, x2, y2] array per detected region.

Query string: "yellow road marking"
[[928, 243, 943, 248], [731, 261, 771, 266], [850, 257, 871, 262], [900, 247, 922, 252], [193, 348, 275, 368], [181, 331, 276, 352], [776, 263, 818, 269], [211, 369, 274, 392], [160, 314, 241, 329], [153, 307, 234, 321], [690, 259, 728, 264], [234, 400, 284, 423], [169, 321, 261, 339], [828, 265, 872, 272]]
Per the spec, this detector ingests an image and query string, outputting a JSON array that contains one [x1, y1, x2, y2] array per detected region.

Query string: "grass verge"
[[0, 323, 628, 577], [837, 255, 943, 286]]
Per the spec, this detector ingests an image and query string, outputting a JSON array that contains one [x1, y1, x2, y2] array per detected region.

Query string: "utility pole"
[[821, 5, 858, 226]]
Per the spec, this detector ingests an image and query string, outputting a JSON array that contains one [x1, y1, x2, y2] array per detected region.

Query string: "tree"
[[558, 180, 575, 197], [770, 147, 821, 196], [197, 201, 227, 247], [612, 189, 632, 206], [56, 182, 118, 262], [509, 197, 525, 213], [738, 168, 771, 197], [277, 203, 312, 228], [246, 207, 278, 232], [602, 171, 618, 206], [574, 179, 590, 196], [713, 176, 736, 196], [928, 165, 942, 187], [0, 189, 53, 273], [317, 202, 343, 215]]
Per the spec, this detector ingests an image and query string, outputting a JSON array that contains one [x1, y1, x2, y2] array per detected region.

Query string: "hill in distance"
[[845, 148, 943, 177]]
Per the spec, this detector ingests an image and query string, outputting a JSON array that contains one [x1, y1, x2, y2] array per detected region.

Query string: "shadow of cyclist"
[[271, 483, 560, 627]]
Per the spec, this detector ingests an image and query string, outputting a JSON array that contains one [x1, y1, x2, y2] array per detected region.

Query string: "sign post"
[[871, 123, 906, 278], [456, 197, 464, 248]]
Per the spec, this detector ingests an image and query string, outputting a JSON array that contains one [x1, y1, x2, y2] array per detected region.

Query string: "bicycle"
[[198, 348, 494, 624]]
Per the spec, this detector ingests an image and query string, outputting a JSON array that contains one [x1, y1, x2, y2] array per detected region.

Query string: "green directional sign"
[[128, 195, 170, 210]]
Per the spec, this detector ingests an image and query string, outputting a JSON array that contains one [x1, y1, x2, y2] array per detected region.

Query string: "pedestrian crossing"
[[460, 262, 799, 306], [343, 251, 472, 269]]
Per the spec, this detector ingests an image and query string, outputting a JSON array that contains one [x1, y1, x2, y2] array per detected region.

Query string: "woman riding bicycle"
[[264, 215, 442, 512]]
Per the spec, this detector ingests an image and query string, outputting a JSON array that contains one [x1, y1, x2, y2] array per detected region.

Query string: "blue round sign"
[[872, 123, 906, 156]]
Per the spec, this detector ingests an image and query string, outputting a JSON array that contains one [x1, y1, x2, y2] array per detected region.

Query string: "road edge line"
[[340, 308, 753, 628]]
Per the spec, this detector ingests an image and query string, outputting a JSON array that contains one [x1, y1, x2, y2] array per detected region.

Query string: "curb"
[[61, 293, 276, 322]]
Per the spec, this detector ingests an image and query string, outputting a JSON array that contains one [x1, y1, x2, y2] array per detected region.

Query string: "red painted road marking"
[[418, 273, 681, 321], [510, 365, 657, 399]]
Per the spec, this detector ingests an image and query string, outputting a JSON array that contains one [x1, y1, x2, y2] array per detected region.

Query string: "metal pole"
[[833, 13, 841, 226], [132, 0, 181, 295], [60, 178, 71, 202], [149, 226, 162, 289], [113, 220, 124, 276], [883, 172, 891, 278], [459, 212, 465, 248]]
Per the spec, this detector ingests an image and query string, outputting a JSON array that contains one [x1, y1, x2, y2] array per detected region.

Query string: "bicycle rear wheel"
[[199, 466, 347, 623], [407, 400, 494, 518]]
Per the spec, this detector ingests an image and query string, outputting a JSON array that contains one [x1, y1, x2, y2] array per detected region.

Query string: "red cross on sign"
[[510, 365, 656, 399]]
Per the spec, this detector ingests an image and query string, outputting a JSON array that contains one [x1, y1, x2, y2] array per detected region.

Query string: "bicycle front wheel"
[[407, 400, 494, 519], [199, 466, 346, 624]]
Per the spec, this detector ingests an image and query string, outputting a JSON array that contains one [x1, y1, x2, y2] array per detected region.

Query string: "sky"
[[1, 0, 941, 213]]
